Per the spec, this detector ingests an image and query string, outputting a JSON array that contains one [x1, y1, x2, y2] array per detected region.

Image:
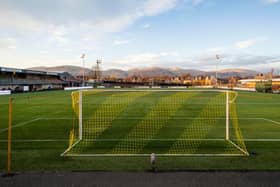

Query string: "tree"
[[255, 80, 272, 93]]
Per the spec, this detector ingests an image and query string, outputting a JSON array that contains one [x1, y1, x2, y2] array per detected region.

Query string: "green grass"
[[0, 89, 280, 171]]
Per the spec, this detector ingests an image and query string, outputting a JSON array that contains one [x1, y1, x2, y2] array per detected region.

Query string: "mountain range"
[[28, 65, 259, 78]]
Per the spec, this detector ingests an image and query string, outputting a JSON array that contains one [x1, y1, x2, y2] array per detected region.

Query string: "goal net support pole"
[[7, 97, 13, 175], [79, 91, 83, 140], [226, 91, 229, 140]]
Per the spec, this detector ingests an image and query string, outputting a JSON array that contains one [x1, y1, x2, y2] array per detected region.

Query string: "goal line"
[[62, 153, 246, 157]]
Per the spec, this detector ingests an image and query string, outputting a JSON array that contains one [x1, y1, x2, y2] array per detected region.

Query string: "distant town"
[[0, 62, 280, 94]]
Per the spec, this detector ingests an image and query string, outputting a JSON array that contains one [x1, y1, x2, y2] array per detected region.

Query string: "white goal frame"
[[61, 89, 249, 157]]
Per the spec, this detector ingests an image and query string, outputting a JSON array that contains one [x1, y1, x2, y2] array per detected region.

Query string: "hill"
[[28, 66, 258, 78], [28, 65, 92, 76]]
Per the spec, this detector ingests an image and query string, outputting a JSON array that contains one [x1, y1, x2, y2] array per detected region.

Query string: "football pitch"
[[0, 89, 280, 171]]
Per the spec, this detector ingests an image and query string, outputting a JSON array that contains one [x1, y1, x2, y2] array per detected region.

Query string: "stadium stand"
[[0, 67, 81, 92]]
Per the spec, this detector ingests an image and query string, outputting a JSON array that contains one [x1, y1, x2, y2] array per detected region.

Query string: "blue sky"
[[0, 0, 280, 72]]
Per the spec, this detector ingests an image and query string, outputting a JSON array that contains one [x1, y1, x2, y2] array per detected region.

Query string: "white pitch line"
[[227, 140, 249, 156], [63, 153, 245, 157], [262, 118, 280, 127], [81, 138, 226, 141], [39, 117, 72, 120], [0, 138, 279, 142], [61, 139, 81, 156], [0, 139, 68, 142], [38, 117, 267, 120], [229, 92, 238, 103], [243, 139, 280, 142], [237, 103, 280, 105], [68, 138, 280, 142], [0, 118, 41, 133], [66, 138, 280, 142]]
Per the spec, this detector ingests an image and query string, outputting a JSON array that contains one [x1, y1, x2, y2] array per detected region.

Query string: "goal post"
[[61, 89, 249, 157], [226, 91, 229, 140], [79, 90, 82, 140]]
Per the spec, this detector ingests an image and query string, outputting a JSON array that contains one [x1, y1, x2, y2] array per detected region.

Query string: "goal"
[[61, 89, 249, 156]]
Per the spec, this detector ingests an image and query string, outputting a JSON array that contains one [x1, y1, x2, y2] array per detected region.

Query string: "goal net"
[[61, 89, 249, 156]]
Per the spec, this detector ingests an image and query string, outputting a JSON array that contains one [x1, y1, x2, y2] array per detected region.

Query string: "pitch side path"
[[1, 171, 280, 187]]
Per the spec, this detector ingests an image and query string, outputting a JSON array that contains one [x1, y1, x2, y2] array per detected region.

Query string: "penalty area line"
[[243, 139, 280, 142], [0, 118, 41, 133], [262, 118, 280, 128]]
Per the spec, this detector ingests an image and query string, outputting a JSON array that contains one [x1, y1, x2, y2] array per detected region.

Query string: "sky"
[[0, 0, 280, 72]]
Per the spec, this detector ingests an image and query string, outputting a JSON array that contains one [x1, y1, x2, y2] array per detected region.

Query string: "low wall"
[[167, 86, 188, 88], [64, 86, 93, 91], [0, 90, 11, 95], [232, 87, 256, 92], [191, 86, 214, 89]]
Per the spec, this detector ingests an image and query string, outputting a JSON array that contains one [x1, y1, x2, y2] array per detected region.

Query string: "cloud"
[[90, 0, 179, 33], [228, 55, 280, 71], [115, 53, 165, 64], [89, 13, 140, 33], [143, 23, 151, 29], [263, 0, 279, 4], [0, 1, 180, 34], [0, 0, 181, 54], [1, 0, 278, 72], [48, 25, 69, 44], [194, 54, 280, 71], [0, 6, 43, 32], [235, 39, 258, 49], [143, 0, 178, 16], [107, 51, 280, 72], [205, 47, 225, 53], [190, 0, 205, 6], [113, 39, 130, 45], [234, 37, 268, 49], [111, 52, 181, 69], [183, 0, 206, 6], [0, 38, 17, 49], [39, 50, 49, 54]]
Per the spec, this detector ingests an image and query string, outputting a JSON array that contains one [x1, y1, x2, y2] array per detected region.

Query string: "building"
[[238, 78, 280, 91], [0, 66, 80, 92], [192, 76, 215, 86], [272, 78, 280, 91]]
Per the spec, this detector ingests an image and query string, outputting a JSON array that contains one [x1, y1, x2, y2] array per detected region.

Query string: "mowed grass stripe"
[[195, 96, 238, 155], [142, 92, 215, 154], [81, 91, 121, 135], [1, 91, 74, 140], [228, 101, 248, 155], [83, 91, 150, 139], [168, 93, 227, 154], [111, 92, 197, 154], [69, 91, 150, 154], [2, 90, 73, 123], [196, 120, 239, 155], [85, 92, 171, 153], [0, 103, 8, 131], [176, 93, 231, 154], [82, 91, 116, 119], [66, 91, 119, 154]]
